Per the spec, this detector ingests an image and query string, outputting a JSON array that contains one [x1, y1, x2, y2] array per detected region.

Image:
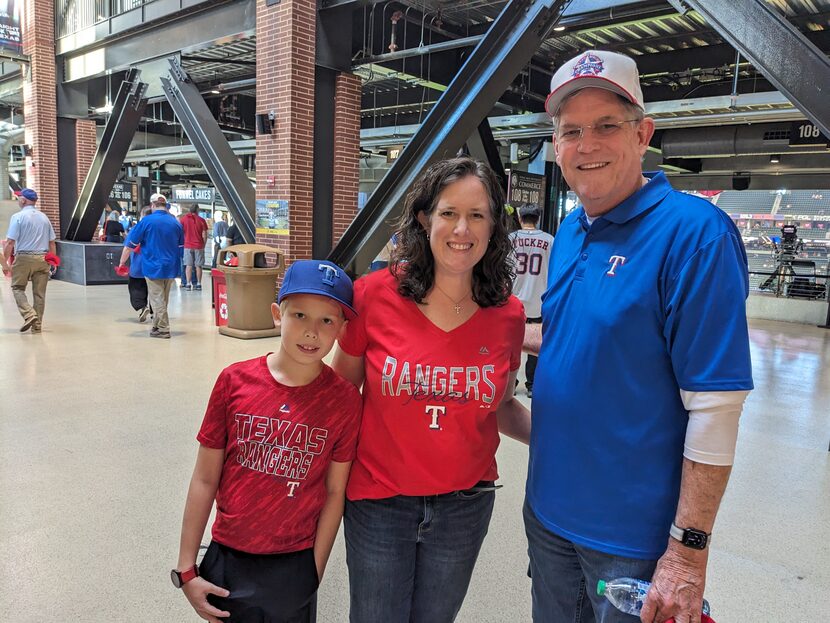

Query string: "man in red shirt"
[[180, 203, 208, 290]]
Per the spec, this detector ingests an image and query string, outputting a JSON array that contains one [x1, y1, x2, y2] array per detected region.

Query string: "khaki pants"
[[11, 254, 49, 325], [146, 278, 174, 331]]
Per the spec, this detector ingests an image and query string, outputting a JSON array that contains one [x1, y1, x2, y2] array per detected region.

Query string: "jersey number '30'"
[[515, 252, 543, 275]]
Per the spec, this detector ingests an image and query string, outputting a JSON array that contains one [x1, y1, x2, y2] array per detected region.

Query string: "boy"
[[173, 260, 361, 623]]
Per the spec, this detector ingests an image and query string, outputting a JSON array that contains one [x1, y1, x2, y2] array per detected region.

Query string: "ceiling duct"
[[164, 163, 207, 176], [661, 123, 828, 159]]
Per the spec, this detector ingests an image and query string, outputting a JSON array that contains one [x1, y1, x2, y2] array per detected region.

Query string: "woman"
[[333, 157, 530, 623], [103, 211, 125, 243]]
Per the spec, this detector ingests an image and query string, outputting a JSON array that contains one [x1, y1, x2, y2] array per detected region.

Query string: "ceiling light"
[[210, 89, 221, 94], [770, 154, 780, 164], [553, 25, 566, 32], [93, 104, 113, 114]]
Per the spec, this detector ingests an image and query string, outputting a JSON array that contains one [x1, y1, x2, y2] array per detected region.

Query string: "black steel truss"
[[65, 69, 147, 241], [160, 57, 257, 243], [328, 0, 569, 274], [681, 0, 830, 138]]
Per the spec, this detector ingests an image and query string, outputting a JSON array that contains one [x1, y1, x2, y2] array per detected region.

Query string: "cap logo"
[[572, 52, 605, 78], [318, 263, 339, 286]]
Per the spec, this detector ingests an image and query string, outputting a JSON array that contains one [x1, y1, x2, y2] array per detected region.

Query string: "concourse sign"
[[109, 182, 137, 203], [172, 187, 216, 203], [789, 121, 830, 147]]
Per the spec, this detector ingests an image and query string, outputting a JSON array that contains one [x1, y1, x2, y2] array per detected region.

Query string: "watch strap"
[[180, 565, 199, 584]]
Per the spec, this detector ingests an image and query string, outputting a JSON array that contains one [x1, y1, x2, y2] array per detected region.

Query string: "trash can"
[[216, 244, 285, 339], [211, 268, 228, 327]]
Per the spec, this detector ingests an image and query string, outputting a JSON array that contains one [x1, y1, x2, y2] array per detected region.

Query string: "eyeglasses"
[[555, 119, 640, 143]]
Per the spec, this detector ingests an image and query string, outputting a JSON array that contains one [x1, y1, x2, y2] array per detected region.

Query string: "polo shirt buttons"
[[581, 253, 589, 260]]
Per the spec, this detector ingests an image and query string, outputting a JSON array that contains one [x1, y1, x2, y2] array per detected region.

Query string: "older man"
[[523, 50, 753, 623], [118, 193, 183, 338], [3, 188, 56, 333]]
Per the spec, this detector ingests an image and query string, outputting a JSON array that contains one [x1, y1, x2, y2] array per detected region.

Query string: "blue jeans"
[[524, 499, 659, 623], [344, 484, 496, 623]]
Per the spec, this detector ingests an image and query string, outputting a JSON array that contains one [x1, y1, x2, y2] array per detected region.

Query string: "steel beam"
[[681, 0, 830, 138], [328, 0, 568, 274], [313, 66, 336, 258], [65, 69, 147, 241], [466, 120, 507, 192], [160, 57, 256, 244]]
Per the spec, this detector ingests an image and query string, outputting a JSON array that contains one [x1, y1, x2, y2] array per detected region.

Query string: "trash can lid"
[[219, 244, 284, 270]]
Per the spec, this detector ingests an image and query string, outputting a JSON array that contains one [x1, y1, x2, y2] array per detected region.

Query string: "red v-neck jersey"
[[339, 269, 525, 500]]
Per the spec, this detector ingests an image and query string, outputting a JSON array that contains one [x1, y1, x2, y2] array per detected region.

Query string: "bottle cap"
[[596, 580, 607, 596]]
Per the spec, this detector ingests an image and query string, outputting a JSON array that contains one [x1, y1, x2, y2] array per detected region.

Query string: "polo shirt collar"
[[576, 171, 671, 229]]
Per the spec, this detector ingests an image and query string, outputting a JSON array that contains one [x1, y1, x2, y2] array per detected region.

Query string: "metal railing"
[[750, 269, 829, 300], [56, 0, 150, 38]]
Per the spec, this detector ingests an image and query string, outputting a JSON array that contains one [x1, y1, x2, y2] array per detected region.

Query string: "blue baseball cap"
[[278, 260, 357, 320], [15, 188, 38, 201]]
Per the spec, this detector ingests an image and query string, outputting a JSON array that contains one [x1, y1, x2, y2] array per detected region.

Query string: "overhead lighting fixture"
[[93, 104, 113, 114], [210, 89, 221, 94], [553, 25, 566, 31], [770, 154, 780, 164]]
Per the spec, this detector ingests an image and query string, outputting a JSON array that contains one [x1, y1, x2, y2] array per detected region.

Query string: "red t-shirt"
[[197, 357, 362, 554], [180, 213, 208, 249], [339, 269, 525, 500]]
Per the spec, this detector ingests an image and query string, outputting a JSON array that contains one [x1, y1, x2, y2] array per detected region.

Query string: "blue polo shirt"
[[125, 210, 183, 280], [527, 172, 753, 559]]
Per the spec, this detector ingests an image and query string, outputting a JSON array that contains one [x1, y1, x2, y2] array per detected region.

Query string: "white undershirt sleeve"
[[680, 390, 750, 466]]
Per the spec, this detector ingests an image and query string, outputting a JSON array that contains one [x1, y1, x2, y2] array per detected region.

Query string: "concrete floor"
[[1, 279, 828, 622]]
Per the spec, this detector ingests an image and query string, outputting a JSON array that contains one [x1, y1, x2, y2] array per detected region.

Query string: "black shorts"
[[199, 541, 319, 623]]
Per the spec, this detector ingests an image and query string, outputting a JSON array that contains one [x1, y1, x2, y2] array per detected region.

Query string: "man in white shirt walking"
[[509, 205, 554, 397], [3, 188, 57, 333]]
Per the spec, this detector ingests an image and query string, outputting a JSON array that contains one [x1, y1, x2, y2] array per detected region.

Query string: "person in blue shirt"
[[117, 193, 183, 339], [522, 50, 754, 623]]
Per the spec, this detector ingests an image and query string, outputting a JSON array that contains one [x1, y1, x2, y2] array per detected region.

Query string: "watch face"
[[170, 569, 183, 588], [682, 529, 709, 550]]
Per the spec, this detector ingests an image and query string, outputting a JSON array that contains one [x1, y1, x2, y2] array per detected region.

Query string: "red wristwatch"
[[170, 565, 199, 588]]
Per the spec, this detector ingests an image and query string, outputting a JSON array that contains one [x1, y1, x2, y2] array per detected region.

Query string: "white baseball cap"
[[545, 50, 644, 117], [150, 192, 167, 204]]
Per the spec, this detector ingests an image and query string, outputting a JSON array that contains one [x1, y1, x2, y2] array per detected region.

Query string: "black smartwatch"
[[670, 522, 710, 550]]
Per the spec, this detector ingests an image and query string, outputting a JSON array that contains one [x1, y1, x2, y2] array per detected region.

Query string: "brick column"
[[255, 0, 316, 266], [332, 72, 361, 245], [22, 0, 59, 230], [75, 120, 97, 197]]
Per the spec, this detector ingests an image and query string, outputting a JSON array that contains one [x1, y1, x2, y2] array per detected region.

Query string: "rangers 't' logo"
[[607, 255, 626, 276]]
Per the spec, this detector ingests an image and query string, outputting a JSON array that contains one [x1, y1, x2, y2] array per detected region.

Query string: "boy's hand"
[[182, 577, 231, 623]]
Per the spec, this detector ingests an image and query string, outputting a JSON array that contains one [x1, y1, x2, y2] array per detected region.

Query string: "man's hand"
[[181, 576, 231, 623], [640, 541, 707, 623]]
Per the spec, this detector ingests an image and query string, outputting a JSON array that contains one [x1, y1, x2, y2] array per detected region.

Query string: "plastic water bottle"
[[597, 577, 711, 617]]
